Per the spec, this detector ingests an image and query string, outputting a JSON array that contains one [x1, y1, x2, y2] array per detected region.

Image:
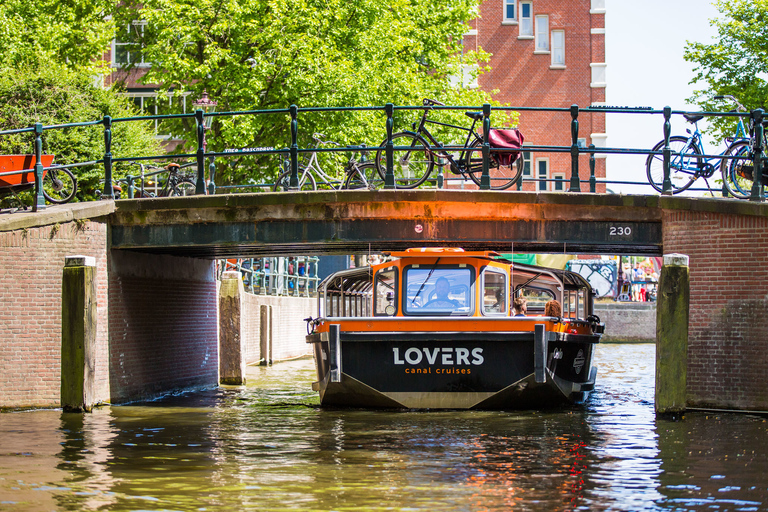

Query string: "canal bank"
[[594, 301, 656, 343]]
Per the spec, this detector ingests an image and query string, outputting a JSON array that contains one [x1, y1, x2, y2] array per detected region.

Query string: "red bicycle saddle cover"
[[488, 128, 524, 165]]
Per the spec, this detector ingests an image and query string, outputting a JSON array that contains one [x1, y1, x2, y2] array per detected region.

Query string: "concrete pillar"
[[61, 255, 97, 412], [260, 304, 273, 366], [655, 253, 689, 417], [219, 271, 246, 385]]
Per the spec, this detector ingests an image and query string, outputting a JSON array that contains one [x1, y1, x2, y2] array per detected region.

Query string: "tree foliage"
[[0, 0, 114, 72], [684, 0, 768, 140], [114, 0, 515, 186], [0, 66, 161, 200]]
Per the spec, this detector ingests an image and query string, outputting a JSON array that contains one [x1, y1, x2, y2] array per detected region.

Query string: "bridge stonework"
[[663, 207, 768, 411]]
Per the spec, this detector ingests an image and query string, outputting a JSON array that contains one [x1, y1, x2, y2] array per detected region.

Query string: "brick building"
[[464, 0, 607, 191]]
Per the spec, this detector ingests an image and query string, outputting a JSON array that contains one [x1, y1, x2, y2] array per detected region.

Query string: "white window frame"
[[113, 20, 150, 68], [124, 90, 191, 138], [521, 143, 533, 178], [551, 29, 565, 68], [518, 2, 533, 38], [552, 172, 566, 192], [535, 15, 549, 53], [503, 0, 517, 24], [537, 158, 549, 191]]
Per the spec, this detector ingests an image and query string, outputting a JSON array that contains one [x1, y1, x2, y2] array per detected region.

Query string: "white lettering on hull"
[[393, 347, 484, 366]]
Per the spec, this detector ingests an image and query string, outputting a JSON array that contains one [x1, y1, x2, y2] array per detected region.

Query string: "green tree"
[[684, 0, 768, 140], [0, 0, 115, 72], [114, 0, 515, 186], [0, 65, 161, 201]]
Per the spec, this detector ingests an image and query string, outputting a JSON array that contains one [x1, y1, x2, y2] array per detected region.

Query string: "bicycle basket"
[[488, 128, 525, 166]]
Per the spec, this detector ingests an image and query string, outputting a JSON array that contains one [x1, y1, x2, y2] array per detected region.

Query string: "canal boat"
[[306, 248, 604, 409]]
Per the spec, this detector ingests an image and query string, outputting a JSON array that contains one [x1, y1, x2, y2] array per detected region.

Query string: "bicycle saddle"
[[465, 111, 483, 120], [684, 114, 705, 124]]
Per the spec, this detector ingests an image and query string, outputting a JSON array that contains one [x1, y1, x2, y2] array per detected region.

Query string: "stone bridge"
[[1, 190, 767, 413]]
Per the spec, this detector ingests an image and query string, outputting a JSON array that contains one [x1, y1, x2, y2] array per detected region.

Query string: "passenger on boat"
[[513, 297, 527, 316], [544, 299, 562, 317]]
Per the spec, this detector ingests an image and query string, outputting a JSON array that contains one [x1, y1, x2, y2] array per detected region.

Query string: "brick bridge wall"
[[663, 209, 768, 411], [0, 217, 110, 408], [108, 250, 218, 403]]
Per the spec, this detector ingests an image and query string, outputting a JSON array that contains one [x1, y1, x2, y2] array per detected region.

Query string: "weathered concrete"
[[655, 254, 690, 416], [60, 256, 97, 412], [594, 302, 656, 342]]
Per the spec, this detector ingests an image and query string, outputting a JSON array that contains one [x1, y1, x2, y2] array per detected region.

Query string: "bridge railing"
[[1, 103, 764, 209]]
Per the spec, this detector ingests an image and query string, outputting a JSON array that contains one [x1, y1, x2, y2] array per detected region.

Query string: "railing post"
[[662, 106, 672, 195], [589, 144, 597, 193], [32, 123, 46, 211], [384, 103, 395, 189], [126, 175, 135, 199], [195, 109, 206, 194], [750, 108, 764, 202], [208, 156, 216, 195], [289, 105, 299, 189], [481, 103, 491, 190], [569, 104, 581, 192], [101, 116, 114, 201]]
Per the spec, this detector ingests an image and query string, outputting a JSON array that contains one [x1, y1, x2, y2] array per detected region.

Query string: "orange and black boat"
[[306, 248, 604, 409]]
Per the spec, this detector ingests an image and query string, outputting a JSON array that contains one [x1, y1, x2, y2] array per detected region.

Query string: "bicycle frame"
[[410, 108, 483, 175], [674, 115, 748, 178], [283, 136, 373, 190]]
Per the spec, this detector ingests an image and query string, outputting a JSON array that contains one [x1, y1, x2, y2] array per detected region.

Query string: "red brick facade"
[[0, 219, 110, 408], [465, 0, 606, 191], [663, 209, 768, 411]]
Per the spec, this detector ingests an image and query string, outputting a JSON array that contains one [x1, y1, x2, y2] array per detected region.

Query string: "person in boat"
[[513, 297, 527, 316], [544, 299, 562, 317], [425, 277, 459, 309]]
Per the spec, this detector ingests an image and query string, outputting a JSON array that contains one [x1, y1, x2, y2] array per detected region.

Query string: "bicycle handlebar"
[[423, 98, 445, 107], [714, 95, 747, 112]]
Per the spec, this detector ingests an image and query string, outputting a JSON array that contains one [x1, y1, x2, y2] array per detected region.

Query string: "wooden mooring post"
[[655, 253, 690, 417]]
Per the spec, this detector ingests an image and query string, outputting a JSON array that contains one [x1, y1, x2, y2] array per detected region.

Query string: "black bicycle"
[[374, 98, 524, 190], [119, 162, 197, 198]]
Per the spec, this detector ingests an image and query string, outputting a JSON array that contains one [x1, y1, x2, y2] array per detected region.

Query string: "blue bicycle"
[[645, 95, 748, 195]]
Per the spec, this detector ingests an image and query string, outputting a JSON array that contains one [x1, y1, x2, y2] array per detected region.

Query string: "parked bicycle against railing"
[[719, 104, 768, 199], [374, 98, 524, 190], [273, 133, 380, 191], [645, 95, 750, 195], [117, 162, 197, 198]]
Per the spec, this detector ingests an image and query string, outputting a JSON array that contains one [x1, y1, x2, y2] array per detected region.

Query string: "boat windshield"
[[404, 266, 473, 315]]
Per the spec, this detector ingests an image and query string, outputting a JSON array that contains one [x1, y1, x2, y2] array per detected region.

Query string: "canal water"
[[2, 343, 767, 511]]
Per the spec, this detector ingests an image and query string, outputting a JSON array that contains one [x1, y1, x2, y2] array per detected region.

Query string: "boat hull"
[[308, 329, 598, 409]]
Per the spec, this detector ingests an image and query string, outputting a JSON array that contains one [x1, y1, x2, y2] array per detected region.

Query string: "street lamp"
[[193, 89, 218, 194]]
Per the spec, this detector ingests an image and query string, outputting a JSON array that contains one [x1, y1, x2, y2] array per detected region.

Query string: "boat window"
[[567, 290, 578, 318], [518, 286, 555, 314], [374, 268, 398, 316], [482, 268, 507, 315], [579, 289, 586, 317], [404, 266, 473, 315]]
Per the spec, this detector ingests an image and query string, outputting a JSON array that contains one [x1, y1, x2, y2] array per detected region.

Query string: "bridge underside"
[[109, 190, 665, 258]]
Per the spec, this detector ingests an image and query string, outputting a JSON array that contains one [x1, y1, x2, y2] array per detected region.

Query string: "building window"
[[535, 15, 549, 52], [552, 173, 566, 191], [113, 20, 148, 67], [551, 30, 565, 67], [504, 0, 517, 22], [537, 158, 549, 191], [522, 146, 532, 178], [126, 91, 191, 137], [519, 2, 533, 37]]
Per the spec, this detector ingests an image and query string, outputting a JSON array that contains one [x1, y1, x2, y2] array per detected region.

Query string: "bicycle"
[[645, 95, 749, 195], [119, 162, 197, 198], [273, 134, 380, 191], [719, 105, 768, 199], [373, 98, 524, 190]]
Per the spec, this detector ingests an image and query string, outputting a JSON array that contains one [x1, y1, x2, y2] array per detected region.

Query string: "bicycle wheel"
[[375, 132, 434, 189], [273, 167, 317, 191], [465, 139, 524, 190], [171, 179, 197, 196], [343, 162, 383, 190], [721, 140, 759, 199], [42, 167, 77, 204], [645, 135, 701, 194]]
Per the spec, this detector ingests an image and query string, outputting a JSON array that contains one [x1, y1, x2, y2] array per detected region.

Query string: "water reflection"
[[1, 344, 768, 511]]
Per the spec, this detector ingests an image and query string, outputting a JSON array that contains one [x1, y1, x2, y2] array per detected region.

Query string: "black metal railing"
[[1, 102, 765, 211]]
